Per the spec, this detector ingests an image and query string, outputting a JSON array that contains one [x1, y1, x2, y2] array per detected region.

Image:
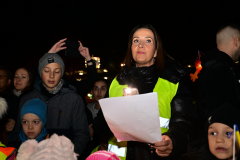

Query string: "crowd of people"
[[0, 23, 240, 160]]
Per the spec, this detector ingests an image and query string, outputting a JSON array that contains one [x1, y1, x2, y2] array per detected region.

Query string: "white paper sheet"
[[99, 92, 162, 143]]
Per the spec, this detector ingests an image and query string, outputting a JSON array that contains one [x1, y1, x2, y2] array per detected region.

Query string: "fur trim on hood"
[[0, 97, 8, 119]]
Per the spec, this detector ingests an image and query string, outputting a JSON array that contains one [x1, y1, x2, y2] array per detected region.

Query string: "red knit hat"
[[86, 151, 120, 160]]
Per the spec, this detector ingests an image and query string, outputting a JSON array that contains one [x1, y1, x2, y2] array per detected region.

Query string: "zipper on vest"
[[6, 148, 16, 159]]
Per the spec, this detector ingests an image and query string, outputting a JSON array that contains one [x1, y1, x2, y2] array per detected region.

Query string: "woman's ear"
[[154, 50, 157, 58]]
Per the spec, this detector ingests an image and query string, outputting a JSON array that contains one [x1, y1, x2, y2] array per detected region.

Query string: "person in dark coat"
[[109, 24, 197, 160], [0, 66, 19, 144], [187, 103, 240, 160], [196, 23, 240, 139], [9, 52, 90, 156]]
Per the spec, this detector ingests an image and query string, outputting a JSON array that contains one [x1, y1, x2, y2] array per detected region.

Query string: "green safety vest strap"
[[90, 146, 99, 155], [108, 137, 126, 160]]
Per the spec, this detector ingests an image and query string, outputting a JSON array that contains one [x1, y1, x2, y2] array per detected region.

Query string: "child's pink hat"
[[86, 151, 120, 160]]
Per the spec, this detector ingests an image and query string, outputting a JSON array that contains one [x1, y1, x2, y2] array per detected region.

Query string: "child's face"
[[208, 123, 236, 159], [41, 63, 62, 91], [92, 81, 107, 101], [22, 113, 43, 139]]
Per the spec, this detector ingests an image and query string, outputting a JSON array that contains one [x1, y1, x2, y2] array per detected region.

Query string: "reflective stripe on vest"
[[108, 137, 127, 160], [109, 77, 178, 133], [159, 117, 170, 129], [108, 144, 126, 158]]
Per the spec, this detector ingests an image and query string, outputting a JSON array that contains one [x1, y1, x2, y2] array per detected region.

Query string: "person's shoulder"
[[60, 80, 78, 93], [59, 84, 83, 102], [202, 48, 233, 69], [187, 138, 217, 160], [161, 57, 187, 84], [0, 90, 18, 99], [20, 90, 37, 99], [19, 90, 40, 105]]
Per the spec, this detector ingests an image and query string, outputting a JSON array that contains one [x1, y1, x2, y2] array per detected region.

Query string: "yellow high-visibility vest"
[[106, 77, 179, 159]]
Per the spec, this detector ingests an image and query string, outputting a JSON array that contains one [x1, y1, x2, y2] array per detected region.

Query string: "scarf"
[[19, 127, 48, 143], [42, 79, 63, 94], [117, 64, 159, 94], [13, 89, 22, 97]]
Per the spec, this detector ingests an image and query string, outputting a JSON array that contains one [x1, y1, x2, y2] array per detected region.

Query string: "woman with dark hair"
[[87, 78, 109, 120], [79, 79, 113, 159], [108, 24, 197, 160], [13, 67, 35, 97]]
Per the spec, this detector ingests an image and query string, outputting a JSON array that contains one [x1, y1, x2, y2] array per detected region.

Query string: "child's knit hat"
[[86, 151, 121, 160], [20, 98, 47, 127], [38, 53, 65, 78], [206, 103, 240, 129]]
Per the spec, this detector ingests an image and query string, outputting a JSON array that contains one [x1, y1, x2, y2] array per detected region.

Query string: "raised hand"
[[78, 41, 91, 61], [48, 38, 67, 53]]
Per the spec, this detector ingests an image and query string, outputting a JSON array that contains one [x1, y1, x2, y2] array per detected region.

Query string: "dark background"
[[1, 0, 240, 72]]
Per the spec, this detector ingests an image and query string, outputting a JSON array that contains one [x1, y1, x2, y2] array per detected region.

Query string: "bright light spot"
[[103, 69, 108, 72], [104, 77, 108, 79], [79, 73, 83, 75], [88, 93, 92, 98], [125, 88, 131, 94], [121, 63, 125, 67], [187, 65, 191, 68]]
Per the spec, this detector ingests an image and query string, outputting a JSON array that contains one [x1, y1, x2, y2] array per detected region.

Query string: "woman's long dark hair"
[[123, 24, 165, 73]]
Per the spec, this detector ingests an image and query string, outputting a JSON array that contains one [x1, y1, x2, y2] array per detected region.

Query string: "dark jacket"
[[9, 77, 90, 155], [69, 61, 98, 106], [117, 57, 197, 160], [0, 90, 19, 123], [0, 90, 19, 145], [196, 48, 240, 138], [186, 138, 218, 160]]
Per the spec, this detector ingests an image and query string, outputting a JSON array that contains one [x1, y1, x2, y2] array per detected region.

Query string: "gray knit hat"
[[38, 53, 65, 78]]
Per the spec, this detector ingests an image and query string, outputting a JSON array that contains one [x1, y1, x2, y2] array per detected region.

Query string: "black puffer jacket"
[[117, 57, 197, 160], [196, 48, 240, 139]]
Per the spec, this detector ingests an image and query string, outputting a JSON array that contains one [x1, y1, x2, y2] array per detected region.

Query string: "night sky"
[[1, 0, 240, 71]]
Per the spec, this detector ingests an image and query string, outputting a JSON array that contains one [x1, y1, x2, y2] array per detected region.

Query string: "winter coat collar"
[[116, 57, 187, 96], [117, 57, 187, 86], [33, 75, 77, 100], [202, 48, 235, 68], [161, 57, 187, 84], [117, 63, 158, 94]]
